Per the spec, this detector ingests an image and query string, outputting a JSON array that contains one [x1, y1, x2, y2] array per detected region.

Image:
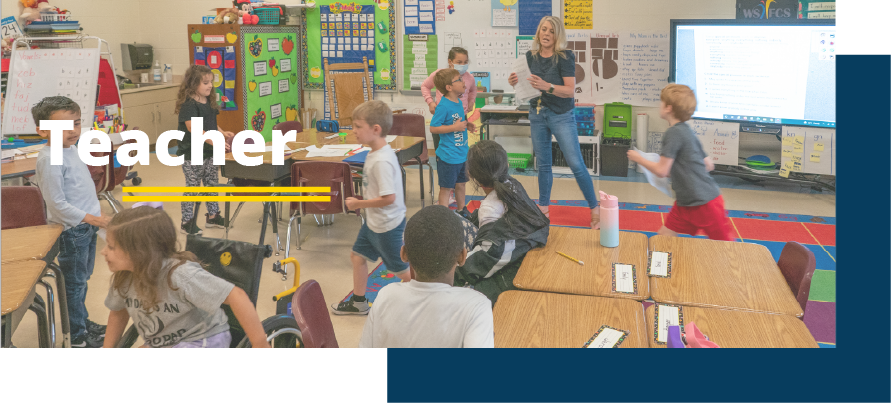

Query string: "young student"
[[102, 206, 271, 348], [175, 65, 235, 235], [333, 100, 410, 315], [359, 205, 494, 348], [455, 140, 550, 305], [429, 68, 475, 213], [32, 96, 111, 348], [627, 84, 734, 241], [421, 47, 476, 116]]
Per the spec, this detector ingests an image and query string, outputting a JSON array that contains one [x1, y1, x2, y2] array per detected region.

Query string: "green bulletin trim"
[[244, 32, 300, 142], [302, 0, 396, 90]]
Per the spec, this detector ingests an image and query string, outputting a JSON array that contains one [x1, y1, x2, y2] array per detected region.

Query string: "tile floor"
[[8, 152, 836, 348]]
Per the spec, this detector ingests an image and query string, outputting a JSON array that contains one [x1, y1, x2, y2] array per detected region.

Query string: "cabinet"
[[120, 85, 179, 151]]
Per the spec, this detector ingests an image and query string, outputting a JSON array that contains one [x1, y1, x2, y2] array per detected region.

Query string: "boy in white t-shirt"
[[359, 205, 494, 348], [333, 101, 409, 315]]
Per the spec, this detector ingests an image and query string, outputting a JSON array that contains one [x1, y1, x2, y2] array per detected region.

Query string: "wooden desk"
[[1, 158, 38, 180], [1, 261, 48, 316], [494, 291, 648, 348], [644, 305, 818, 348], [648, 235, 804, 317], [1, 225, 63, 264], [514, 228, 650, 300]]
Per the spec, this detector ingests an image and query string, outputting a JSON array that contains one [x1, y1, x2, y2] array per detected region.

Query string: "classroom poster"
[[194, 46, 237, 111], [404, 0, 436, 34], [517, 0, 551, 35], [244, 33, 299, 142], [404, 34, 437, 91], [491, 0, 518, 27], [563, 0, 593, 29], [320, 4, 376, 66], [304, 0, 396, 90]]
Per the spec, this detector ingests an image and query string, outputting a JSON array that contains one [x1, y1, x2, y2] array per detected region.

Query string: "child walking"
[[333, 101, 410, 315], [175, 65, 235, 235], [627, 84, 734, 241], [102, 206, 271, 348], [456, 140, 549, 304], [33, 96, 111, 348], [430, 68, 475, 213]]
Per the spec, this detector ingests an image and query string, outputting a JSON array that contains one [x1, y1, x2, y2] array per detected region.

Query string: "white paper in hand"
[[633, 147, 672, 197], [511, 57, 540, 103]]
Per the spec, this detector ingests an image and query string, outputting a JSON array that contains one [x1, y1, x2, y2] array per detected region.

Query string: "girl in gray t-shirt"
[[102, 206, 271, 348]]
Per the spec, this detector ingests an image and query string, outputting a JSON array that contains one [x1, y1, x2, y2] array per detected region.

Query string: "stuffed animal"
[[214, 7, 240, 24], [235, 0, 259, 25], [18, 0, 51, 24]]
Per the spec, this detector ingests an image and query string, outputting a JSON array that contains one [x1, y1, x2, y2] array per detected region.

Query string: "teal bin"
[[603, 102, 632, 140]]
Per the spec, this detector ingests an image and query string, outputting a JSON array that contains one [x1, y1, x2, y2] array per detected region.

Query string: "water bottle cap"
[[599, 191, 618, 208]]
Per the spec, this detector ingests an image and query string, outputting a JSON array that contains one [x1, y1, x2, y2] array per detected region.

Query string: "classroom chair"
[[322, 56, 373, 128], [777, 241, 816, 318], [0, 186, 70, 347], [89, 136, 141, 214], [290, 280, 339, 348], [284, 161, 362, 256], [391, 113, 434, 205]]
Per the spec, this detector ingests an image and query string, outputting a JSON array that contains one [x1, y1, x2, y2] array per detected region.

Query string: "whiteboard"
[[3, 47, 101, 135]]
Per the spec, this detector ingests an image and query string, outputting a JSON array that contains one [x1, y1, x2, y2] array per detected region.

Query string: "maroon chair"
[[273, 120, 303, 135], [391, 113, 433, 205], [777, 241, 816, 318], [285, 161, 361, 256], [1, 186, 47, 229], [291, 280, 339, 348]]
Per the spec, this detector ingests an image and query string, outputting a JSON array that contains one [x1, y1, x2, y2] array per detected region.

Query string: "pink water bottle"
[[599, 191, 619, 248]]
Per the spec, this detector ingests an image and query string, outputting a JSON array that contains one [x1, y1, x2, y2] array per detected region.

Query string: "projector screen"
[[670, 20, 836, 128]]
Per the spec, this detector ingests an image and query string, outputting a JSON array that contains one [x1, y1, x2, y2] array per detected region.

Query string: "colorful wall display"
[[243, 32, 300, 141], [403, 34, 437, 91], [194, 46, 238, 111], [304, 0, 396, 90]]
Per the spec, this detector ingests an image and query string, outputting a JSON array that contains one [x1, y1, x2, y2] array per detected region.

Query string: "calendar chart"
[[320, 4, 376, 70]]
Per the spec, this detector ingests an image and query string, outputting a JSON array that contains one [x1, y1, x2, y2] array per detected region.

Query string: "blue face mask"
[[453, 64, 469, 75]]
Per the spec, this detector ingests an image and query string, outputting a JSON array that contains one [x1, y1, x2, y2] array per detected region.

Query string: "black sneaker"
[[205, 214, 226, 229], [86, 319, 106, 338], [181, 222, 203, 235], [457, 207, 473, 221], [331, 298, 370, 315], [71, 332, 104, 348]]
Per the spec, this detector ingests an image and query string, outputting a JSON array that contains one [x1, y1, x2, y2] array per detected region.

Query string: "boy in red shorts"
[[627, 84, 734, 241]]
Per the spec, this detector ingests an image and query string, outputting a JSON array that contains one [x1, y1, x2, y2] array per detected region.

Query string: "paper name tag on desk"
[[583, 325, 629, 348], [655, 304, 684, 344], [612, 263, 637, 294], [647, 251, 671, 278]]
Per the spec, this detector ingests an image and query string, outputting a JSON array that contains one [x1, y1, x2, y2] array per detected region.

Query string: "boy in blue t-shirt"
[[429, 68, 475, 212]]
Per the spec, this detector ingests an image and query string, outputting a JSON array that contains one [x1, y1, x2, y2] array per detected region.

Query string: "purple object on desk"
[[132, 202, 164, 210], [667, 325, 686, 348]]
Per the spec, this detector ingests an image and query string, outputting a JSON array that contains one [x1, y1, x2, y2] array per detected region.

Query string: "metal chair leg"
[[45, 263, 70, 348], [29, 296, 51, 348], [427, 162, 434, 201], [415, 157, 424, 206], [37, 280, 55, 347]]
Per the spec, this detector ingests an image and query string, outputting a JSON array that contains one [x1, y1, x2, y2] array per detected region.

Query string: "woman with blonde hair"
[[508, 15, 600, 228]]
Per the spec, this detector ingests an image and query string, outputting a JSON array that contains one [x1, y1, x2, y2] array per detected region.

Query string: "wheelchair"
[[115, 202, 305, 348]]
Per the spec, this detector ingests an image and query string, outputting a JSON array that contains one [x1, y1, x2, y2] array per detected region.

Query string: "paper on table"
[[633, 147, 672, 197], [586, 327, 626, 348], [511, 57, 540, 102], [649, 251, 669, 277], [482, 105, 519, 111], [304, 145, 346, 158], [656, 305, 680, 344], [614, 264, 635, 293], [321, 144, 362, 149], [386, 135, 397, 143]]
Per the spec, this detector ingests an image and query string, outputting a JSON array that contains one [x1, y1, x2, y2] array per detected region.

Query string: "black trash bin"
[[601, 138, 631, 177]]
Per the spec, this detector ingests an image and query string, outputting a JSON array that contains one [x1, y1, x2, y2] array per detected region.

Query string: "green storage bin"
[[603, 102, 633, 140], [507, 153, 532, 169]]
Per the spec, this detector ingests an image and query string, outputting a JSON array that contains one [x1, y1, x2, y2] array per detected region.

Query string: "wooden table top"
[[514, 228, 650, 300], [1, 158, 38, 179], [223, 129, 424, 164], [644, 304, 818, 348], [1, 260, 49, 315], [494, 291, 648, 348], [1, 224, 63, 264], [648, 235, 804, 317]]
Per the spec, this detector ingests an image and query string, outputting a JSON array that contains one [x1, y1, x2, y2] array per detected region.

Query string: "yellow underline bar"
[[123, 187, 331, 193], [123, 196, 332, 202]]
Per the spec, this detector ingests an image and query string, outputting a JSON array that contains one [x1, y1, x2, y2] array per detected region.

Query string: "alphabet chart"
[[3, 47, 101, 135]]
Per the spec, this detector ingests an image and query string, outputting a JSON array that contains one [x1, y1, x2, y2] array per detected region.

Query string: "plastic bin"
[[254, 7, 283, 25], [507, 153, 533, 169], [601, 138, 631, 177]]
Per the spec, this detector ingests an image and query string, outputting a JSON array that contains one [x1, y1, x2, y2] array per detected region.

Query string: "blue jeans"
[[529, 106, 598, 208], [55, 223, 98, 338]]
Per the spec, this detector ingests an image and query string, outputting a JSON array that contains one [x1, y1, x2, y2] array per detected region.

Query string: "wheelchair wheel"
[[238, 314, 303, 348], [116, 325, 140, 348]]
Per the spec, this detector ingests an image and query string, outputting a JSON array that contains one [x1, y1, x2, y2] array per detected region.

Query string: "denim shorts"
[[352, 218, 409, 273], [436, 157, 468, 189]]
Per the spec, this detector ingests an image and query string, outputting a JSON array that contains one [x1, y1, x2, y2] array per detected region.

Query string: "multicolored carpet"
[[342, 199, 836, 348]]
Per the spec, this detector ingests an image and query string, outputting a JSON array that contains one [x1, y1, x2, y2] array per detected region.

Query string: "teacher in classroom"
[[508, 15, 599, 228]]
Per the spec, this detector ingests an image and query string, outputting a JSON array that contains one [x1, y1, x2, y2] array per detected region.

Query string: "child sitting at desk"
[[454, 140, 550, 305], [359, 205, 494, 348], [32, 96, 111, 348], [627, 84, 734, 241]]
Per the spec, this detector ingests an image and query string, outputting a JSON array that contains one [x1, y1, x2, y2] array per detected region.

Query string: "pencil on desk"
[[556, 251, 584, 265]]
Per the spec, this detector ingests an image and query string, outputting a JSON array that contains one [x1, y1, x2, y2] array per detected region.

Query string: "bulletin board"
[[303, 0, 396, 90], [241, 27, 301, 142], [188, 24, 245, 132]]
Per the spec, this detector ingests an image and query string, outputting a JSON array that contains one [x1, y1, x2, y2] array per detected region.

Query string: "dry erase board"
[[3, 48, 101, 135]]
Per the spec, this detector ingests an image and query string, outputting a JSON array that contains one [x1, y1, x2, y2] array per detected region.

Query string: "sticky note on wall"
[[794, 136, 804, 146], [782, 137, 794, 146], [791, 154, 802, 163], [814, 142, 825, 151], [782, 148, 793, 158], [810, 152, 821, 162], [793, 144, 804, 153]]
